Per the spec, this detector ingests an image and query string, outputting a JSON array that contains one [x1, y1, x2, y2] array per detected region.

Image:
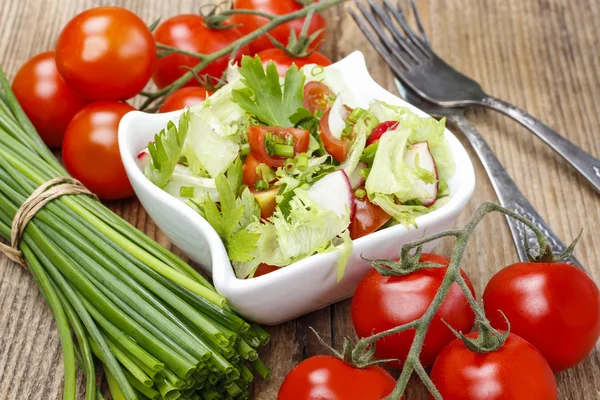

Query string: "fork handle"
[[480, 96, 600, 194], [447, 113, 584, 269]]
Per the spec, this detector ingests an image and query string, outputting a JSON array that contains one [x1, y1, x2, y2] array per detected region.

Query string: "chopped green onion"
[[311, 65, 324, 76], [296, 154, 309, 171], [240, 143, 250, 156], [180, 186, 195, 198], [354, 188, 367, 199], [273, 144, 294, 158]]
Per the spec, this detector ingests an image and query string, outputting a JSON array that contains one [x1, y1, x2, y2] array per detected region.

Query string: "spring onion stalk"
[[0, 69, 269, 399]]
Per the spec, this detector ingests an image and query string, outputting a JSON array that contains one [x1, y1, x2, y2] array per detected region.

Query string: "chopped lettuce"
[[183, 109, 239, 178], [163, 165, 219, 202]]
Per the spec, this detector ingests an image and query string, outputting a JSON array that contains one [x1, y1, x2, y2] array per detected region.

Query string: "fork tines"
[[346, 0, 432, 78]]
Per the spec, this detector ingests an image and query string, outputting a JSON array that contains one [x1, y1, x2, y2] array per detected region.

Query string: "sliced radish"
[[403, 141, 438, 206], [308, 170, 355, 220], [137, 148, 150, 170], [349, 162, 368, 189], [327, 93, 351, 139], [366, 120, 399, 146]]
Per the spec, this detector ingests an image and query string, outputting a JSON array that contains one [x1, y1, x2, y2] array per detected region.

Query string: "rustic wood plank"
[[1, 0, 599, 399]]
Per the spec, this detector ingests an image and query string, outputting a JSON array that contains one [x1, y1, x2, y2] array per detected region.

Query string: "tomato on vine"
[[62, 102, 136, 200], [256, 48, 332, 76], [56, 7, 156, 101], [278, 355, 396, 400], [352, 254, 476, 368], [430, 332, 558, 399], [483, 261, 600, 372], [153, 15, 250, 89], [231, 0, 327, 55], [12, 52, 87, 148], [159, 87, 212, 113]]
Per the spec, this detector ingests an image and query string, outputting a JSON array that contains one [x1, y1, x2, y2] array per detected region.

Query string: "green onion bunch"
[[0, 69, 269, 400]]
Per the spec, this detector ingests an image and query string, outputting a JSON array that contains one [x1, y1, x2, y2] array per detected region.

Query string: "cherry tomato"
[[159, 87, 212, 113], [153, 15, 250, 89], [430, 332, 558, 399], [303, 81, 334, 115], [62, 102, 135, 200], [319, 108, 350, 162], [232, 0, 326, 55], [257, 48, 332, 76], [278, 355, 396, 400], [254, 263, 279, 277], [11, 52, 87, 148], [349, 195, 391, 239], [483, 261, 600, 372], [352, 254, 476, 368], [56, 7, 156, 101], [248, 126, 310, 167], [367, 120, 399, 146], [252, 187, 279, 219]]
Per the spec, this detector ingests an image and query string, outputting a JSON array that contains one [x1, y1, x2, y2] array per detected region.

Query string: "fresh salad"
[[140, 55, 455, 279]]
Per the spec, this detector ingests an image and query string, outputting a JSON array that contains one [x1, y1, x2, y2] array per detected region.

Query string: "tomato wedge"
[[254, 263, 279, 277], [319, 108, 350, 162], [349, 195, 392, 239], [243, 153, 262, 188], [367, 120, 399, 146], [252, 186, 279, 219], [303, 81, 334, 114], [247, 125, 309, 167]]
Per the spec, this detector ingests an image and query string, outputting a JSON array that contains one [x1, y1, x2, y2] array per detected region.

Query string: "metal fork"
[[347, 0, 600, 194], [350, 0, 583, 267]]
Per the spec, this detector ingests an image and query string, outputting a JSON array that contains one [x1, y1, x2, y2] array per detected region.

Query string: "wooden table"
[[1, 0, 599, 398]]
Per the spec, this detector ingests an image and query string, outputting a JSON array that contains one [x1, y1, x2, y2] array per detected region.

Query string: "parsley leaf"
[[203, 174, 260, 262], [145, 110, 190, 187], [232, 55, 305, 127]]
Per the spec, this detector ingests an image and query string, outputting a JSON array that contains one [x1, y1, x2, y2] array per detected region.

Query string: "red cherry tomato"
[[367, 120, 399, 146], [11, 52, 87, 148], [248, 126, 310, 168], [483, 262, 600, 372], [430, 332, 558, 399], [352, 254, 476, 368], [159, 87, 212, 113], [257, 48, 332, 76], [278, 355, 397, 400], [232, 0, 326, 55], [303, 81, 334, 115], [349, 195, 391, 239], [319, 108, 349, 162], [56, 7, 156, 101], [62, 102, 136, 200], [153, 15, 250, 89], [254, 263, 279, 277]]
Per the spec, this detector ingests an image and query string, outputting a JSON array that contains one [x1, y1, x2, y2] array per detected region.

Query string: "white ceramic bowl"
[[119, 51, 475, 325]]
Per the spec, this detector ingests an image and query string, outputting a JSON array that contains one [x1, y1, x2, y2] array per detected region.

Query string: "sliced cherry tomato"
[[243, 153, 263, 188], [248, 126, 310, 167], [257, 48, 332, 76], [319, 108, 349, 162], [11, 51, 88, 148], [483, 261, 600, 372], [430, 332, 558, 399], [153, 15, 250, 89], [366, 120, 399, 146], [278, 355, 397, 400], [349, 195, 392, 239], [352, 254, 476, 368], [303, 81, 335, 115], [231, 0, 326, 55], [252, 187, 279, 219], [254, 263, 279, 277], [159, 87, 212, 113], [56, 7, 156, 101], [62, 102, 136, 200]]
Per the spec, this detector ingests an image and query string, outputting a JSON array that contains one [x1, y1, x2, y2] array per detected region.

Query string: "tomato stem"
[[140, 0, 344, 111]]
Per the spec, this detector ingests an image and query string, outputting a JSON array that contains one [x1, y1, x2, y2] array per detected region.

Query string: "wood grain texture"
[[1, 0, 599, 398]]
